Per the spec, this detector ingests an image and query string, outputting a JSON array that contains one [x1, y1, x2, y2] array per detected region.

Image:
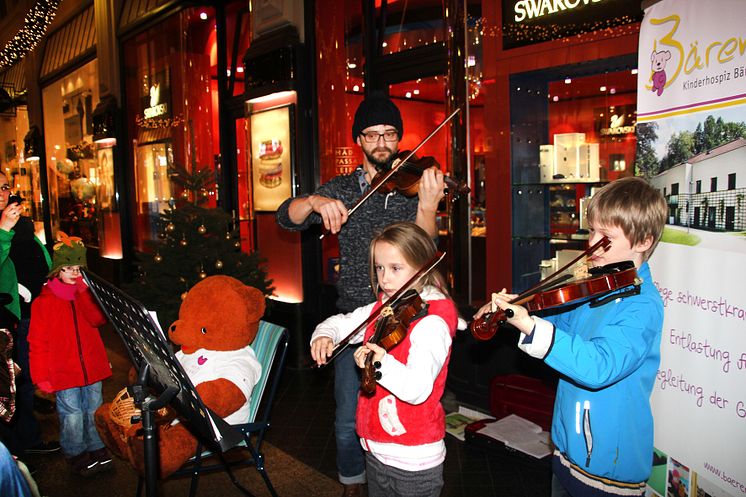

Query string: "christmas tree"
[[125, 131, 273, 327]]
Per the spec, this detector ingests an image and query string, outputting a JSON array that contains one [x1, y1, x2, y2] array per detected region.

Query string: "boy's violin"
[[360, 289, 428, 395], [470, 262, 640, 340], [469, 236, 641, 341]]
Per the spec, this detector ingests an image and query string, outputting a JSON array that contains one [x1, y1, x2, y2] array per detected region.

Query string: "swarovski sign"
[[514, 0, 605, 22]]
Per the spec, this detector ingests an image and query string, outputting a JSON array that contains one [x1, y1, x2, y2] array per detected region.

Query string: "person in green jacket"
[[0, 171, 59, 458]]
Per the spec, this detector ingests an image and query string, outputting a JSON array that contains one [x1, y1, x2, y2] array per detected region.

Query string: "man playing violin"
[[475, 176, 667, 497], [276, 94, 445, 497]]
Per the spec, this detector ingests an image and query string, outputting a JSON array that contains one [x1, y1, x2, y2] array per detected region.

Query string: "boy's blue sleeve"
[[542, 297, 663, 389]]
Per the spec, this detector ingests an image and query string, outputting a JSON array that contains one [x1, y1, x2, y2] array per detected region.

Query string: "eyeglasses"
[[360, 130, 399, 143], [61, 266, 82, 274], [0, 184, 11, 192]]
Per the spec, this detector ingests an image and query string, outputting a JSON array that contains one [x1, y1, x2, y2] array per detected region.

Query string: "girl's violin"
[[360, 289, 428, 395], [316, 251, 446, 366], [469, 260, 641, 341], [372, 151, 471, 200]]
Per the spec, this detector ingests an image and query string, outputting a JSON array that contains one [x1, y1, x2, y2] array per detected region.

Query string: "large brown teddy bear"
[[95, 275, 266, 478]]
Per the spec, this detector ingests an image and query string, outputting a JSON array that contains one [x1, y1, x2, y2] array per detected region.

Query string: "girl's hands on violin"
[[307, 194, 348, 234], [310, 336, 335, 366], [353, 342, 386, 369]]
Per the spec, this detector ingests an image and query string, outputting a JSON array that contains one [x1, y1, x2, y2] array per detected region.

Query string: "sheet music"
[[477, 414, 551, 459]]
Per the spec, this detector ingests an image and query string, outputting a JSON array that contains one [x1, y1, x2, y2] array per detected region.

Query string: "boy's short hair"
[[586, 176, 667, 261]]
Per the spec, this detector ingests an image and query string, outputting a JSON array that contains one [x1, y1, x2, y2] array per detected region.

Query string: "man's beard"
[[364, 146, 396, 172]]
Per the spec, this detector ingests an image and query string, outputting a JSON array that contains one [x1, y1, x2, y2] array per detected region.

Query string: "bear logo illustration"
[[651, 49, 671, 97]]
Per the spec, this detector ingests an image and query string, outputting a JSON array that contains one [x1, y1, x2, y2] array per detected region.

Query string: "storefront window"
[[41, 60, 101, 246], [509, 58, 638, 291], [123, 7, 220, 252], [0, 105, 45, 240]]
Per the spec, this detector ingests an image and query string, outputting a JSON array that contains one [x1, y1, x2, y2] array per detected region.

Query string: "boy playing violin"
[[476, 176, 667, 497]]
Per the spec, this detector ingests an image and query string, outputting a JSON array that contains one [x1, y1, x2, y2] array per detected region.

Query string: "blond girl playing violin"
[[311, 222, 460, 497]]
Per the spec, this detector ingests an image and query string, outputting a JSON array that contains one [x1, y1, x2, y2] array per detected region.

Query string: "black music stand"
[[83, 271, 243, 497]]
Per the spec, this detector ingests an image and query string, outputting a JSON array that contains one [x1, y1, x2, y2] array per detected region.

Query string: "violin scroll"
[[469, 309, 509, 341]]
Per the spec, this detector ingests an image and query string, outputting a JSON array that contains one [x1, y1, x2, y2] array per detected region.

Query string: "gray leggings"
[[365, 452, 444, 497]]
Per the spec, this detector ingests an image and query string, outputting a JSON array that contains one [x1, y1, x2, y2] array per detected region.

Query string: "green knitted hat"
[[50, 232, 87, 275]]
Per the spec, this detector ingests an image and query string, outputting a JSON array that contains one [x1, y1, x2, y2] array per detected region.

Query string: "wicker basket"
[[109, 388, 169, 428]]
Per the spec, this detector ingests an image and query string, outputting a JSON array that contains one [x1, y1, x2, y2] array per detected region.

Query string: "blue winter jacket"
[[519, 262, 663, 484]]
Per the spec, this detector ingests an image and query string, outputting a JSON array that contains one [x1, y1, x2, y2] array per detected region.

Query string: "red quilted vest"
[[356, 297, 458, 445]]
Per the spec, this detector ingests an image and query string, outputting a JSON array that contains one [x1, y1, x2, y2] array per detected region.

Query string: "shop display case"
[[540, 132, 600, 183]]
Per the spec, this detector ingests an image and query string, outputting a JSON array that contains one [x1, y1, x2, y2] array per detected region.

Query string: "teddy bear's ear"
[[237, 285, 265, 345], [240, 286, 266, 321]]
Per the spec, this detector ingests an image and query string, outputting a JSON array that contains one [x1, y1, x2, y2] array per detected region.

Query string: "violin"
[[319, 108, 462, 239], [470, 261, 641, 340], [360, 289, 428, 395], [371, 151, 471, 200], [315, 251, 447, 366]]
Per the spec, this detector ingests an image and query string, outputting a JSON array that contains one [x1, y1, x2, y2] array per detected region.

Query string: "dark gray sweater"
[[276, 166, 418, 312]]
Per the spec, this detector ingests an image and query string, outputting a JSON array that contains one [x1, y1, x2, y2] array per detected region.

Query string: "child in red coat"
[[28, 233, 112, 477]]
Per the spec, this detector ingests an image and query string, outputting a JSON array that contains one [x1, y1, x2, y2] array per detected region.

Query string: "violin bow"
[[512, 236, 611, 303], [316, 251, 446, 366], [319, 108, 461, 239]]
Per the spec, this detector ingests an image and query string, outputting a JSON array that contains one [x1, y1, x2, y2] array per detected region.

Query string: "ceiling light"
[[199, 11, 208, 20], [564, 78, 571, 84]]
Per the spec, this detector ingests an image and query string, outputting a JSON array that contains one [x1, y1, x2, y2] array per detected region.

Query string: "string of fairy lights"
[[0, 0, 61, 70]]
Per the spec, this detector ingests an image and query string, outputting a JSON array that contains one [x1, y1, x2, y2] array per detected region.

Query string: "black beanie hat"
[[352, 96, 403, 141]]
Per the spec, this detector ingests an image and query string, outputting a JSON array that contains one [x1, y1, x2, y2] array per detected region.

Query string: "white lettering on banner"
[[513, 0, 602, 22]]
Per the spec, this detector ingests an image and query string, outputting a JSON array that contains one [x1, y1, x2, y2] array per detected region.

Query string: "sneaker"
[[89, 447, 113, 472], [33, 395, 56, 415], [25, 441, 61, 454], [67, 452, 99, 477]]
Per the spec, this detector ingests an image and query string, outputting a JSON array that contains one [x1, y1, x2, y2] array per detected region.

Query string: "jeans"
[[56, 382, 105, 457], [334, 346, 365, 484], [0, 319, 42, 454]]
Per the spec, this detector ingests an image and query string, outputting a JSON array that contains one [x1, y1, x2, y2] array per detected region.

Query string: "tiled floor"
[[265, 364, 553, 497]]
